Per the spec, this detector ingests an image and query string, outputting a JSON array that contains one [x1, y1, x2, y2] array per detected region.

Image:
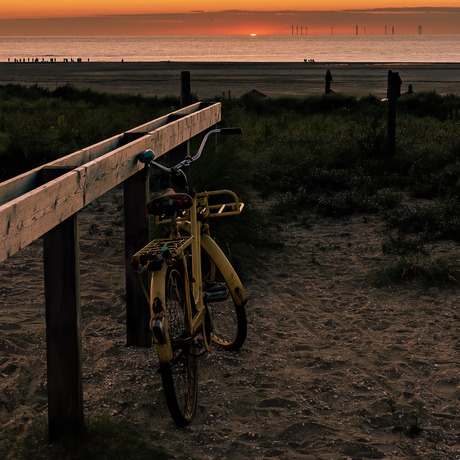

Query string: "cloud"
[[0, 9, 459, 36], [343, 7, 460, 14]]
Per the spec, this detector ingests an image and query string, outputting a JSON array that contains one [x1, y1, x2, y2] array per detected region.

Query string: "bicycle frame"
[[132, 127, 247, 425], [132, 189, 247, 364]]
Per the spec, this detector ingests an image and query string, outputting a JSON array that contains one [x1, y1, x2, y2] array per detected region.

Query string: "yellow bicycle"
[[131, 128, 247, 426]]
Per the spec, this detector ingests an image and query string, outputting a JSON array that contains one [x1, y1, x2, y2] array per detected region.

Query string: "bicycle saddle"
[[146, 188, 193, 216]]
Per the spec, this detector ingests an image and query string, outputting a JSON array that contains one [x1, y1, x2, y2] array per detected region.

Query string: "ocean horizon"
[[1, 35, 459, 64]]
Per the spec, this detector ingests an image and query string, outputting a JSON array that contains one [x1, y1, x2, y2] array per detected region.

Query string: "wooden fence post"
[[124, 169, 151, 347], [180, 71, 192, 108], [387, 70, 402, 157], [43, 214, 84, 440], [325, 69, 333, 94], [169, 71, 192, 177], [40, 167, 83, 441]]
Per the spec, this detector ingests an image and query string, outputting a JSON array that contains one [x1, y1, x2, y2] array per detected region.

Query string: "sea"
[[0, 35, 459, 63]]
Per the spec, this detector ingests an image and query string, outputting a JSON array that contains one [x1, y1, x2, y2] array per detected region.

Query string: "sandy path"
[[1, 190, 458, 458]]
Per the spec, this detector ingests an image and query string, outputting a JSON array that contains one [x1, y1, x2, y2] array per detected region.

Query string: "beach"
[[1, 61, 460, 99]]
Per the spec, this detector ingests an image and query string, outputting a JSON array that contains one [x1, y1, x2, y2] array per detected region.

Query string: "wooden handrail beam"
[[0, 102, 214, 207], [0, 102, 220, 263]]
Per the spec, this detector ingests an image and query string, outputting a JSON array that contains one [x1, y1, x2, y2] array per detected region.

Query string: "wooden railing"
[[0, 101, 221, 439]]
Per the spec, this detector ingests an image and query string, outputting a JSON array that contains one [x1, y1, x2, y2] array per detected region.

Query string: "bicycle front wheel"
[[160, 266, 198, 426], [201, 238, 247, 351]]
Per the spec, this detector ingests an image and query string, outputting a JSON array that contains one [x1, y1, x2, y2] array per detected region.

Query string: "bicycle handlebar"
[[138, 127, 242, 173], [219, 128, 243, 135]]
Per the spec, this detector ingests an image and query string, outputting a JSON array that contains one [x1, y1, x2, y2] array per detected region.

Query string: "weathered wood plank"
[[0, 171, 86, 260], [0, 103, 221, 263], [0, 102, 213, 207], [125, 102, 209, 134], [0, 136, 121, 207]]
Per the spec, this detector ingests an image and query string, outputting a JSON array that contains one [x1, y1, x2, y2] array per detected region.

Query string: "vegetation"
[[2, 84, 460, 283], [220, 92, 460, 217], [216, 91, 460, 283], [0, 84, 179, 181]]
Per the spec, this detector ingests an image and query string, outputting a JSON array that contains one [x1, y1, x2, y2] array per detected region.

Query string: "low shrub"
[[373, 255, 460, 286]]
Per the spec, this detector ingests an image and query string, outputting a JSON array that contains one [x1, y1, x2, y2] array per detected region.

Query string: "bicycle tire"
[[160, 266, 198, 426], [201, 246, 247, 351]]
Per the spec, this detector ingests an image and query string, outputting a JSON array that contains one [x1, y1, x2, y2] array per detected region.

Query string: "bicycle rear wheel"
[[201, 247, 247, 351], [160, 266, 197, 426]]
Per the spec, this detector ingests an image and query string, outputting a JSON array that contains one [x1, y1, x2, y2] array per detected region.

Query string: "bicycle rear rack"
[[196, 190, 244, 218], [154, 189, 244, 225]]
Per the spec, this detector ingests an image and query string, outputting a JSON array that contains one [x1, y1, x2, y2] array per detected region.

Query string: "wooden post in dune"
[[325, 70, 333, 94], [387, 70, 402, 157], [169, 71, 192, 177], [180, 71, 192, 108], [119, 132, 152, 347], [124, 169, 151, 347], [43, 214, 84, 440]]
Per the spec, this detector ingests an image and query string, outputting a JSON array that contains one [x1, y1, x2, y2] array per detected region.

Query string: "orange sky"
[[0, 3, 459, 35], [2, 1, 460, 19]]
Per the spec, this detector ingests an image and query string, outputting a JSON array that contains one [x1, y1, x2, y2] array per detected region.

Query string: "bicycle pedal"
[[204, 283, 230, 302], [151, 318, 166, 344], [193, 341, 208, 357], [193, 338, 208, 357], [195, 337, 205, 349]]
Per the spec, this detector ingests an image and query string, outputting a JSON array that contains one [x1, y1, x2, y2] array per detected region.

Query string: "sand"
[[1, 61, 460, 99], [0, 189, 459, 458], [1, 63, 459, 458]]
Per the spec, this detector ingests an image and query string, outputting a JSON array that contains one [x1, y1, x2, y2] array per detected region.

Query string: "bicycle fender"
[[150, 266, 174, 363], [200, 233, 247, 307]]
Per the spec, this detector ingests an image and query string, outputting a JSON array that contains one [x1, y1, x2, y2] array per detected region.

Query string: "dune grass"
[[2, 85, 460, 283], [0, 84, 179, 181]]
